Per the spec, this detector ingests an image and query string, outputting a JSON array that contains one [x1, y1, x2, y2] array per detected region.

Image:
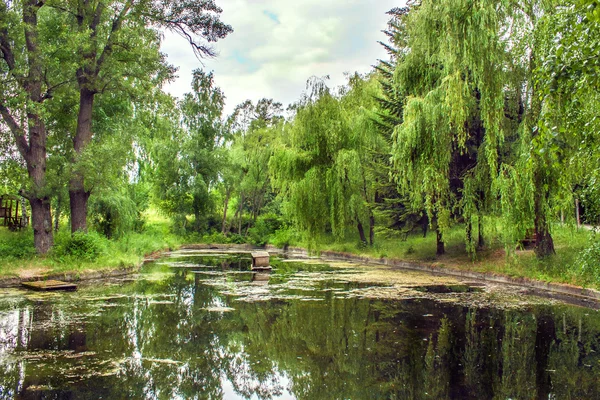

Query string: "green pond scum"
[[0, 251, 599, 399]]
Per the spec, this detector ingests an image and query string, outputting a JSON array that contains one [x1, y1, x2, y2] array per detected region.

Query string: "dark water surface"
[[1, 251, 599, 399]]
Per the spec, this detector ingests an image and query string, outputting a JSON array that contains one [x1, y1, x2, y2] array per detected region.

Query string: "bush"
[[53, 231, 107, 261], [269, 226, 300, 248], [247, 213, 284, 246], [576, 234, 600, 283]]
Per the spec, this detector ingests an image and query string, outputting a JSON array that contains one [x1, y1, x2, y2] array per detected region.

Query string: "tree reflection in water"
[[0, 255, 599, 399]]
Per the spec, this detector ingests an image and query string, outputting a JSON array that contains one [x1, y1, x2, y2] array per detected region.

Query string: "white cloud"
[[161, 0, 403, 115]]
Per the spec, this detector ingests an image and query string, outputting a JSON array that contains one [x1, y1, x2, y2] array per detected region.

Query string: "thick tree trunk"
[[369, 213, 375, 246], [69, 186, 90, 233], [436, 228, 445, 256], [357, 221, 367, 244], [0, 2, 53, 254], [29, 197, 52, 254], [70, 88, 95, 233], [26, 116, 53, 253]]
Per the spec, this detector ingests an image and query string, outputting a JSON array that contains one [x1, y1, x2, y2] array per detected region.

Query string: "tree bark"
[[533, 170, 555, 258], [25, 108, 51, 246], [0, 1, 53, 253], [369, 213, 375, 246], [30, 197, 52, 255], [70, 88, 95, 233], [436, 228, 445, 256], [478, 218, 485, 249], [357, 221, 367, 244]]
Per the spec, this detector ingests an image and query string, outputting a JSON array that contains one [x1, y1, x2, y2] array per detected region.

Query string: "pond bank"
[[3, 243, 600, 306], [0, 264, 141, 288]]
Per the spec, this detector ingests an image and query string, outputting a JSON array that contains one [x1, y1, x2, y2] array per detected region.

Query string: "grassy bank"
[[297, 223, 600, 289], [0, 211, 183, 279], [2, 210, 599, 291]]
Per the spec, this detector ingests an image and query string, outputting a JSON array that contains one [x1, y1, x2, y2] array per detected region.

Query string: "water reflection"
[[0, 252, 599, 399]]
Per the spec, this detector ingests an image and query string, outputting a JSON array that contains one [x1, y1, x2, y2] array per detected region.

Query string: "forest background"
[[1, 0, 600, 288]]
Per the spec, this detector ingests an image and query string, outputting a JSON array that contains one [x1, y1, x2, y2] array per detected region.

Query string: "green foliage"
[[270, 227, 299, 248], [271, 74, 381, 244], [247, 213, 283, 246], [151, 71, 225, 232], [0, 229, 36, 259], [53, 231, 107, 262], [576, 234, 600, 283]]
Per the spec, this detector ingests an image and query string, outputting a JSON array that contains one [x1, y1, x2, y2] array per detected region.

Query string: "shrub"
[[270, 227, 298, 248], [53, 231, 106, 261], [576, 234, 600, 283], [248, 213, 284, 246], [90, 193, 139, 239]]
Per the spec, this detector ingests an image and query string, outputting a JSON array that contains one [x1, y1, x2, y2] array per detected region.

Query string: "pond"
[[1, 250, 599, 399]]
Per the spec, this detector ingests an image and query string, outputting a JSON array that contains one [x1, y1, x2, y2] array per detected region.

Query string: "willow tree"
[[390, 0, 566, 258], [389, 1, 504, 255], [537, 1, 600, 226], [270, 76, 380, 245]]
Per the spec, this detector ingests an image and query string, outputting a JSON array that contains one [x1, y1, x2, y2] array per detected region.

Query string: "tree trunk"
[[69, 187, 90, 233], [221, 188, 231, 234], [478, 218, 485, 249], [436, 228, 445, 256], [20, 197, 28, 228], [0, 2, 53, 253], [357, 221, 367, 244], [533, 170, 555, 258], [422, 213, 429, 238], [70, 88, 95, 233], [30, 197, 52, 255], [237, 193, 245, 235], [53, 195, 62, 232], [26, 116, 53, 253], [369, 213, 375, 246]]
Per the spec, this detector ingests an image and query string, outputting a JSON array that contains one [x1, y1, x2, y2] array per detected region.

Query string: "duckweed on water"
[[0, 250, 598, 399]]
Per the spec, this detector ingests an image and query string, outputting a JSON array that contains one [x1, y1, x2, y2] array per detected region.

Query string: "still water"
[[0, 250, 599, 399]]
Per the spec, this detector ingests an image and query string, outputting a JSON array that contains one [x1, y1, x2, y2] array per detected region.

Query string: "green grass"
[[0, 209, 184, 278], [2, 210, 599, 291], [281, 222, 600, 289]]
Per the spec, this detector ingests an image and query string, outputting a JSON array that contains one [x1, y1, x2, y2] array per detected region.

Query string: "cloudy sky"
[[161, 0, 401, 115]]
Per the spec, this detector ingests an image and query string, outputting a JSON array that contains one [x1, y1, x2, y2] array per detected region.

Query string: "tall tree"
[[61, 0, 232, 233], [270, 76, 379, 245], [152, 70, 225, 231], [0, 1, 58, 253]]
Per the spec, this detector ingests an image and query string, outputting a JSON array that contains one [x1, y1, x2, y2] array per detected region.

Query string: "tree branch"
[[95, 1, 133, 73], [0, 104, 30, 158]]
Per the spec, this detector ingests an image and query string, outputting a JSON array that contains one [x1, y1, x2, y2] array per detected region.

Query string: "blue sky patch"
[[263, 10, 280, 24]]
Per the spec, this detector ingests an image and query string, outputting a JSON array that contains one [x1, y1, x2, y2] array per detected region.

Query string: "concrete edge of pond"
[[0, 265, 141, 288]]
